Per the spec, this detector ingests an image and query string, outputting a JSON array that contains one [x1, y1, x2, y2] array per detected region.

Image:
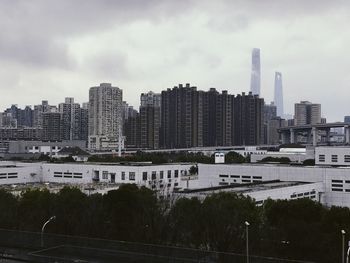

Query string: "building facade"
[[273, 72, 283, 117], [161, 84, 202, 149], [234, 92, 264, 145], [59, 97, 82, 141], [140, 91, 161, 149], [88, 83, 123, 151], [294, 101, 321, 126], [250, 48, 261, 96], [42, 112, 62, 141]]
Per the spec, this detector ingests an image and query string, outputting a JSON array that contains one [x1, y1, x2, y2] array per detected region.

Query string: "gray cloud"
[[0, 0, 350, 121]]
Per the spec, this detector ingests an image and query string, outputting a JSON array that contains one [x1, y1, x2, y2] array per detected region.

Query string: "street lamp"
[[41, 216, 56, 247], [346, 241, 350, 263], [245, 221, 250, 263], [342, 230, 346, 263]]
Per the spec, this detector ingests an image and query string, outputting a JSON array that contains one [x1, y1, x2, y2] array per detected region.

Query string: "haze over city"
[[0, 0, 350, 121]]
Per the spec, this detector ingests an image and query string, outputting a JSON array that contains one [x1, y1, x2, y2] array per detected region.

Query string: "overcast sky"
[[0, 0, 349, 121]]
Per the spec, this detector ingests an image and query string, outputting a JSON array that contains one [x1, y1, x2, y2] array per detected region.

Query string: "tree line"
[[88, 151, 250, 164], [0, 185, 347, 262]]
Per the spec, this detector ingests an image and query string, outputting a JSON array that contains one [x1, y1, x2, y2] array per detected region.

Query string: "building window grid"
[[151, 171, 157, 180], [142, 172, 148, 181], [345, 155, 350, 163], [318, 154, 325, 162], [331, 155, 338, 162], [129, 172, 135, 181]]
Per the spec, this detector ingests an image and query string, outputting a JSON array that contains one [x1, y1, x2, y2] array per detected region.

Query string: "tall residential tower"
[[88, 83, 123, 151]]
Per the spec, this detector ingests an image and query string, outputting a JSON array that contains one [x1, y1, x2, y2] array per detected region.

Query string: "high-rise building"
[[161, 83, 202, 149], [264, 102, 277, 122], [3, 105, 33, 128], [294, 101, 321, 126], [42, 112, 62, 141], [124, 110, 140, 148], [201, 89, 234, 147], [263, 102, 277, 144], [80, 103, 89, 142], [22, 106, 33, 127], [140, 91, 161, 149], [233, 92, 264, 145], [33, 101, 57, 128], [344, 116, 350, 123], [250, 48, 261, 96], [274, 72, 283, 117], [59, 97, 82, 140], [88, 83, 123, 151], [122, 101, 140, 148], [266, 117, 287, 145]]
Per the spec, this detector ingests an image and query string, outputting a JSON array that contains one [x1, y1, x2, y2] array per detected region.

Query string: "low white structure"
[[0, 161, 192, 194], [214, 152, 225, 163], [0, 162, 42, 185], [191, 163, 350, 207], [4, 154, 350, 207], [176, 181, 323, 206], [316, 146, 350, 166]]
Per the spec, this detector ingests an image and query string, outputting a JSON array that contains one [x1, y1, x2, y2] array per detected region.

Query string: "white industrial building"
[[0, 161, 192, 194], [315, 146, 350, 166], [186, 163, 350, 207], [3, 147, 350, 207]]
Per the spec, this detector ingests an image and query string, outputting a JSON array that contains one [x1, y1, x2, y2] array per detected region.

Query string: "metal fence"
[[0, 228, 314, 263]]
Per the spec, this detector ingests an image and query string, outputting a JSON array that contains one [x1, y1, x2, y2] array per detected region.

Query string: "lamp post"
[[41, 216, 56, 247], [245, 221, 250, 263], [342, 230, 346, 263], [346, 241, 350, 263]]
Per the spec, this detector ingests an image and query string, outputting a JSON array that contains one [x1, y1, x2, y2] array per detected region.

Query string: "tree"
[[52, 187, 88, 235], [17, 189, 55, 231], [200, 192, 260, 252], [0, 189, 18, 229], [189, 165, 198, 175], [225, 151, 246, 164], [103, 184, 163, 243], [303, 159, 315, 166], [167, 197, 202, 247]]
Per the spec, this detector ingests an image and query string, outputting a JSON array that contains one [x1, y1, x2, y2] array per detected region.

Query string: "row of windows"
[[54, 175, 83, 179], [331, 188, 350, 192], [219, 175, 262, 180], [150, 182, 179, 189], [121, 172, 135, 181], [0, 172, 18, 179], [54, 172, 83, 176], [290, 191, 316, 199], [319, 154, 350, 163], [143, 170, 179, 181]]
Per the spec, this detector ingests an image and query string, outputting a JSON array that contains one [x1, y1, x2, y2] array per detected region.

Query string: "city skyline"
[[0, 1, 350, 121]]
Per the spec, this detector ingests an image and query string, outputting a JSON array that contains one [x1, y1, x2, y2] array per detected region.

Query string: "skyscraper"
[[160, 83, 201, 148], [234, 92, 264, 145], [59, 97, 81, 140], [274, 72, 283, 117], [88, 83, 123, 151], [140, 91, 161, 149], [250, 48, 261, 96], [33, 101, 57, 128], [80, 103, 89, 142], [42, 112, 62, 141], [294, 101, 321, 126]]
